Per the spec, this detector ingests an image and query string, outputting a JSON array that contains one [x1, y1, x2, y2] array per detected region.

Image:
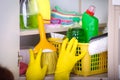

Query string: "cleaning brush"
[[88, 33, 108, 55]]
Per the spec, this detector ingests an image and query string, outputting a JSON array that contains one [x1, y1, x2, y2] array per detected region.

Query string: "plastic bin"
[[48, 38, 108, 76]]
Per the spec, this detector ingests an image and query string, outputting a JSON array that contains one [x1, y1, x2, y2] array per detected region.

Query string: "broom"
[[34, 14, 57, 74]]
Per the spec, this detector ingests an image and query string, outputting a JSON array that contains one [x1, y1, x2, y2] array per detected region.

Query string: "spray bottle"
[[20, 0, 51, 29], [20, 0, 39, 29], [82, 5, 99, 42]]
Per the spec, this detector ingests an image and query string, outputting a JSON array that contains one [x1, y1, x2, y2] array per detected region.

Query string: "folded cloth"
[[51, 9, 81, 27]]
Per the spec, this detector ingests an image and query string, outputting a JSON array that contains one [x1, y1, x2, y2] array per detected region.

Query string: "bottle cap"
[[86, 5, 95, 16]]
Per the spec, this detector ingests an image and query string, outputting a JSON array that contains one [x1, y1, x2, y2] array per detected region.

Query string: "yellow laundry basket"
[[48, 38, 108, 76]]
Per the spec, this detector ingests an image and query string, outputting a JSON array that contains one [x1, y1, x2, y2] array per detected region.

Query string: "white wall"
[[81, 0, 108, 24], [118, 16, 120, 79], [50, 0, 80, 13], [112, 0, 120, 5], [119, 16, 120, 65], [0, 0, 19, 79], [50, 0, 108, 24]]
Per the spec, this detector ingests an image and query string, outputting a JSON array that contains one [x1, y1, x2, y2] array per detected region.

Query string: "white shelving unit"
[[20, 26, 69, 36], [20, 23, 106, 36], [19, 73, 108, 80]]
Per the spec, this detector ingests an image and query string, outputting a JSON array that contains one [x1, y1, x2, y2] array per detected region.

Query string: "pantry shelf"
[[20, 23, 106, 36], [19, 73, 108, 80], [20, 26, 69, 36]]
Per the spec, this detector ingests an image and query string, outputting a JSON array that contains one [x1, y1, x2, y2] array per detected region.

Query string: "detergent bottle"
[[66, 17, 85, 43], [20, 0, 39, 29], [82, 5, 99, 42]]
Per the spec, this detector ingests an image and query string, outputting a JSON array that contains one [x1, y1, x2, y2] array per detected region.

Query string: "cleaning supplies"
[[55, 38, 86, 80], [34, 14, 56, 53], [20, 0, 38, 29], [88, 33, 108, 55], [82, 5, 99, 42], [26, 49, 47, 80], [37, 0, 51, 23], [20, 0, 51, 29], [66, 17, 85, 43]]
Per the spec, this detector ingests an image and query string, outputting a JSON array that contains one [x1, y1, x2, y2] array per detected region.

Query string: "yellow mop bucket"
[[48, 38, 108, 76]]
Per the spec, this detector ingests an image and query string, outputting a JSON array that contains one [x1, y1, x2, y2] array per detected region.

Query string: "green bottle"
[[82, 6, 99, 42], [66, 17, 85, 43]]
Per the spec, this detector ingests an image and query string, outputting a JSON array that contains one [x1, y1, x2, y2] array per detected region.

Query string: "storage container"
[[48, 38, 108, 76]]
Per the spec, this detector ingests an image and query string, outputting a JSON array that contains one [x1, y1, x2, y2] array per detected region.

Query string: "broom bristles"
[[41, 51, 58, 74]]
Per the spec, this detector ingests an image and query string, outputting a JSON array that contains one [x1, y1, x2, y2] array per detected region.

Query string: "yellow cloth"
[[26, 49, 47, 80], [54, 38, 86, 80], [37, 0, 51, 22]]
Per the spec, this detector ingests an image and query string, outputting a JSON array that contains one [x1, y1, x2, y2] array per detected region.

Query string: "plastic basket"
[[73, 43, 107, 76], [48, 38, 108, 76], [48, 38, 62, 56]]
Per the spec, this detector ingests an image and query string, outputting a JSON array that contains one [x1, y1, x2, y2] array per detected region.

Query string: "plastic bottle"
[[20, 0, 38, 29], [82, 6, 99, 42], [66, 17, 85, 43]]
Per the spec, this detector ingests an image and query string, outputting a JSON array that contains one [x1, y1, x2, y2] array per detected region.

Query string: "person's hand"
[[55, 38, 86, 80], [26, 49, 47, 80]]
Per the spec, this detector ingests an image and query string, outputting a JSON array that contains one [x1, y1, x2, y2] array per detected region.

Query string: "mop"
[[88, 33, 108, 55]]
